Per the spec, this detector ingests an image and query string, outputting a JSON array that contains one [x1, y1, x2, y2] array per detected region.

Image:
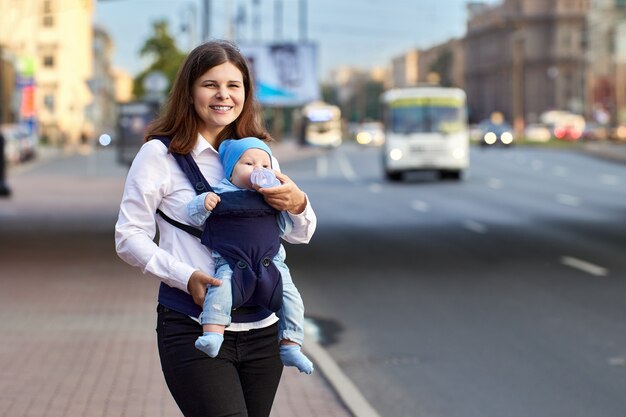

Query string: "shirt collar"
[[192, 133, 218, 157]]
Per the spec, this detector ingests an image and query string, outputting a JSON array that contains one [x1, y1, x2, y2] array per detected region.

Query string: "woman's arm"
[[115, 141, 207, 292]]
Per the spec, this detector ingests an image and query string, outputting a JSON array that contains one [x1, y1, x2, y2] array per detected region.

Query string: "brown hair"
[[145, 40, 271, 154]]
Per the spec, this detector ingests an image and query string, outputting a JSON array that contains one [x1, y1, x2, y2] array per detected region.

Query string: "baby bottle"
[[250, 167, 281, 188]]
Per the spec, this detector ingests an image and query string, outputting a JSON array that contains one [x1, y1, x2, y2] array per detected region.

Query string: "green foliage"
[[133, 20, 186, 99]]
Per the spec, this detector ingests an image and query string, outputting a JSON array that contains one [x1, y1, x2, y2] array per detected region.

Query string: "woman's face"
[[192, 61, 245, 142]]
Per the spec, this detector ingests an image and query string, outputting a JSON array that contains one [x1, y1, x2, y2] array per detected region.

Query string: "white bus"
[[381, 87, 469, 181], [297, 101, 342, 147]]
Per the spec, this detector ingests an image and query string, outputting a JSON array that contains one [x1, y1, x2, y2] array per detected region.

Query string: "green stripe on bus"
[[390, 97, 463, 108]]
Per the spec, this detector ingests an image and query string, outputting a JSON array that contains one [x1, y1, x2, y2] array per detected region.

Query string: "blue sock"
[[280, 344, 314, 374], [195, 332, 224, 357]]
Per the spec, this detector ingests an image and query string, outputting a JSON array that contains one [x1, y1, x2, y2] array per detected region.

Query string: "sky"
[[94, 0, 500, 80]]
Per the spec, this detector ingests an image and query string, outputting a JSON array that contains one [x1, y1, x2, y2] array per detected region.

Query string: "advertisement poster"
[[239, 42, 320, 106]]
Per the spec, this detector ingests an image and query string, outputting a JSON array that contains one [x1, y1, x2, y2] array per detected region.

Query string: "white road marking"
[[553, 166, 568, 177], [463, 220, 487, 234], [531, 160, 543, 171], [600, 174, 620, 185], [335, 150, 357, 181], [410, 200, 429, 212], [316, 155, 328, 178], [368, 183, 382, 193], [560, 256, 609, 277], [607, 356, 626, 366], [487, 178, 503, 189], [556, 194, 581, 207]]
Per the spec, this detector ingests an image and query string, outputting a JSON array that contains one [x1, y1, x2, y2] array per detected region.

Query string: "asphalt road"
[[280, 143, 626, 417], [3, 142, 625, 417]]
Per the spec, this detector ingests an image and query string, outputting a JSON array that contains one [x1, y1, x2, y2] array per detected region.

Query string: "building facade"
[[417, 38, 465, 88], [0, 0, 94, 146], [587, 0, 626, 126], [390, 50, 419, 88], [464, 0, 589, 124]]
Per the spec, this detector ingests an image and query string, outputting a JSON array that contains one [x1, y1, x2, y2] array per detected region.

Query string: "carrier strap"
[[154, 136, 213, 195], [156, 209, 202, 238]]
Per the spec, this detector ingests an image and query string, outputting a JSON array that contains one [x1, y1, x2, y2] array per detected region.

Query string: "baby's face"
[[230, 148, 272, 189]]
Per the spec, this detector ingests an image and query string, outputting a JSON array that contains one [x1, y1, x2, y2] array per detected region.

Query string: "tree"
[[133, 20, 186, 99], [429, 48, 454, 87]]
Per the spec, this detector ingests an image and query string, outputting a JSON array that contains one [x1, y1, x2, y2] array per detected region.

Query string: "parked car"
[[354, 121, 385, 146], [478, 119, 514, 146], [524, 123, 552, 143], [610, 124, 626, 142], [580, 123, 609, 141]]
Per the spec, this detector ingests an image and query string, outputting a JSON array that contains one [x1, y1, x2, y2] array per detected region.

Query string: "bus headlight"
[[356, 132, 372, 145], [389, 148, 403, 160], [452, 148, 465, 159], [484, 132, 497, 145], [500, 131, 513, 144]]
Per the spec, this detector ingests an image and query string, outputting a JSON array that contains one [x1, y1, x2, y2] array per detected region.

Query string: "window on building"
[[44, 94, 55, 112], [43, 55, 54, 68], [43, 0, 54, 26]]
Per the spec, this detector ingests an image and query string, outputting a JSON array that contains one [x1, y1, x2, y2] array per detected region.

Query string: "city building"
[[587, 0, 626, 126], [0, 0, 94, 146], [88, 26, 117, 142], [324, 65, 388, 122], [464, 0, 589, 125], [417, 37, 465, 88], [390, 50, 419, 88]]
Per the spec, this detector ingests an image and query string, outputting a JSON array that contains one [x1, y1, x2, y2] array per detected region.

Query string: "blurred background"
[[1, 1, 626, 417]]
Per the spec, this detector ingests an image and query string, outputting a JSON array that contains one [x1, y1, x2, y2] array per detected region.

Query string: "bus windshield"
[[388, 97, 465, 135]]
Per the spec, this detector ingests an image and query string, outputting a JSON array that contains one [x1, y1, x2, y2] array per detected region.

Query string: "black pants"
[[156, 305, 283, 417]]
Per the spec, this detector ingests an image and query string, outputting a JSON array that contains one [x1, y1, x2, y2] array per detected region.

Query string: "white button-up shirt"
[[115, 135, 316, 328]]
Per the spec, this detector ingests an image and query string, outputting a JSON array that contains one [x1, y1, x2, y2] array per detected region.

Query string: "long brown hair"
[[145, 40, 271, 154]]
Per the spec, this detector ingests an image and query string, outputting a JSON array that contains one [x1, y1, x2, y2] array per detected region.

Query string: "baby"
[[187, 137, 314, 374]]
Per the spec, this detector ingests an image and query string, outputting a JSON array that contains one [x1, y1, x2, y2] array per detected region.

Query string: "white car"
[[524, 123, 552, 142], [354, 122, 385, 146]]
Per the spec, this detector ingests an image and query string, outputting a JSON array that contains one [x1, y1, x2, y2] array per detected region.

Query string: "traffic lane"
[[281, 146, 626, 417], [287, 222, 626, 417]]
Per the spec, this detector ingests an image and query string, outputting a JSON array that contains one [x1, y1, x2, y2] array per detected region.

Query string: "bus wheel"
[[385, 171, 403, 182], [439, 170, 462, 181]]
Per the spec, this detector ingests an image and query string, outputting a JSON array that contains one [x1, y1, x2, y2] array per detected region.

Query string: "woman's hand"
[[188, 270, 222, 306], [256, 171, 307, 214]]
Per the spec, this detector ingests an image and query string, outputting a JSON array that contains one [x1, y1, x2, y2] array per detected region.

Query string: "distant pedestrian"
[[187, 137, 313, 374], [115, 40, 316, 417]]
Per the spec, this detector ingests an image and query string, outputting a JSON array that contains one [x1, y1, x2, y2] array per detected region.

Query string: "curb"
[[303, 334, 381, 417]]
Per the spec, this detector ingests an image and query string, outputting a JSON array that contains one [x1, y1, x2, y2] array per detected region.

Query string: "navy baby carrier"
[[154, 137, 283, 323]]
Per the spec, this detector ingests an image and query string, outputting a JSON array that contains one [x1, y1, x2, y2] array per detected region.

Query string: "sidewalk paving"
[[0, 145, 354, 417]]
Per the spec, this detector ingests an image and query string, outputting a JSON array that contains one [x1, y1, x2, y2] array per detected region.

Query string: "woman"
[[115, 40, 316, 417]]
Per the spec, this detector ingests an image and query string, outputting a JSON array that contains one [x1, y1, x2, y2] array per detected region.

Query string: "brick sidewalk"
[[0, 148, 352, 417]]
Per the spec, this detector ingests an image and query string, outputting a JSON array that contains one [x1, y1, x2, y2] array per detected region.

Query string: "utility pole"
[[512, 28, 525, 141], [202, 0, 211, 41], [299, 0, 307, 41], [252, 0, 261, 40], [274, 0, 283, 41]]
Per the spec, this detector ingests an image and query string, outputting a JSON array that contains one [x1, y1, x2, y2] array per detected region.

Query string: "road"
[[280, 143, 626, 417], [2, 142, 625, 417]]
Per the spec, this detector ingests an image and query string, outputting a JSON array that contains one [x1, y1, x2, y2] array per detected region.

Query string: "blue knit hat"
[[218, 137, 273, 180]]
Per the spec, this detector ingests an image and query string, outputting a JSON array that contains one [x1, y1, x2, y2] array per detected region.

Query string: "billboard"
[[239, 42, 320, 106]]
